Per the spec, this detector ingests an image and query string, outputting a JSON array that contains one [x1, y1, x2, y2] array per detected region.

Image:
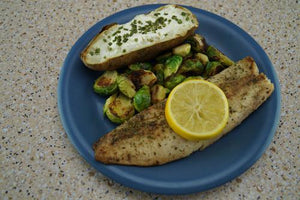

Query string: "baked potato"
[[80, 5, 199, 71]]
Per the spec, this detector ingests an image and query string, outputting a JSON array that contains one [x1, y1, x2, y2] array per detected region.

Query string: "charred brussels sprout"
[[186, 34, 207, 53], [105, 93, 135, 124], [172, 43, 191, 57], [133, 85, 151, 112], [203, 61, 224, 78], [153, 64, 164, 85], [151, 84, 170, 104], [117, 75, 136, 98], [195, 53, 209, 66], [178, 59, 204, 75], [129, 62, 152, 71], [156, 52, 172, 63], [206, 46, 234, 67], [164, 74, 186, 90], [103, 93, 117, 115], [128, 69, 157, 89], [164, 55, 183, 79], [93, 70, 118, 96]]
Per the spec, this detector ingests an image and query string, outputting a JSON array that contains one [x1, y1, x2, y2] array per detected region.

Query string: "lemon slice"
[[165, 80, 229, 140]]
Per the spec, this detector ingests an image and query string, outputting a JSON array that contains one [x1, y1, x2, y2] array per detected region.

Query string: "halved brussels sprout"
[[203, 61, 224, 78], [151, 84, 170, 104], [164, 55, 183, 79], [128, 69, 157, 89], [186, 34, 207, 53], [117, 75, 136, 98], [194, 53, 209, 66], [153, 64, 164, 85], [129, 62, 152, 71], [103, 93, 117, 115], [172, 43, 191, 57], [93, 70, 118, 96], [206, 46, 234, 67], [183, 51, 194, 60], [164, 74, 186, 90], [105, 93, 135, 124], [133, 85, 151, 112], [178, 59, 204, 75], [156, 52, 172, 63]]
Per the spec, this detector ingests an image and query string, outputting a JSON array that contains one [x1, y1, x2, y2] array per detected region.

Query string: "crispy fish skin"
[[94, 57, 274, 166]]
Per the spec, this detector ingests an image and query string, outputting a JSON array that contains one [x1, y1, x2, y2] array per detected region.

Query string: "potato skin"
[[80, 5, 198, 71]]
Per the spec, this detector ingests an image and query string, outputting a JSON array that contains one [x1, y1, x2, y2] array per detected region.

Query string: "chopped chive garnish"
[[95, 48, 100, 54]]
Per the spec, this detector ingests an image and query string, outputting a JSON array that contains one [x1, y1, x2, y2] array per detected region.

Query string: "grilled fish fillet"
[[94, 57, 274, 166]]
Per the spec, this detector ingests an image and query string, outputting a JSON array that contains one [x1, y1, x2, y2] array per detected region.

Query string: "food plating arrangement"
[[79, 5, 274, 166]]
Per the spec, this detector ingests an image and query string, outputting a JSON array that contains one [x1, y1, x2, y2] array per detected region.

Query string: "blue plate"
[[58, 4, 281, 194]]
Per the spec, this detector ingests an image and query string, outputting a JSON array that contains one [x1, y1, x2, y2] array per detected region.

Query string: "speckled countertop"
[[1, 0, 299, 199]]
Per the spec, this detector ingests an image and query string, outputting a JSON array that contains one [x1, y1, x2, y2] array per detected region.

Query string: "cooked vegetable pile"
[[93, 34, 234, 124]]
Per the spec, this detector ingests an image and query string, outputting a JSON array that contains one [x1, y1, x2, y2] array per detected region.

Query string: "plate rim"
[[57, 4, 281, 194]]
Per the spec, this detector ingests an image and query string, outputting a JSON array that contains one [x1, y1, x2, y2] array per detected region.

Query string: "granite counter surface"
[[1, 0, 299, 199]]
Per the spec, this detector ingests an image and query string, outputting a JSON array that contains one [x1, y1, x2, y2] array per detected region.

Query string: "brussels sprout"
[[105, 93, 135, 124], [206, 46, 234, 67], [151, 84, 170, 104], [93, 70, 118, 96], [153, 64, 164, 85], [164, 74, 186, 90], [156, 52, 172, 63], [133, 85, 151, 112], [186, 34, 207, 53], [172, 43, 191, 57], [106, 109, 123, 124], [184, 76, 204, 81], [203, 61, 224, 78], [128, 69, 157, 89], [117, 75, 136, 98], [178, 59, 204, 75], [183, 51, 194, 60], [164, 55, 183, 79], [103, 93, 117, 115], [194, 53, 209, 66], [129, 62, 152, 71]]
